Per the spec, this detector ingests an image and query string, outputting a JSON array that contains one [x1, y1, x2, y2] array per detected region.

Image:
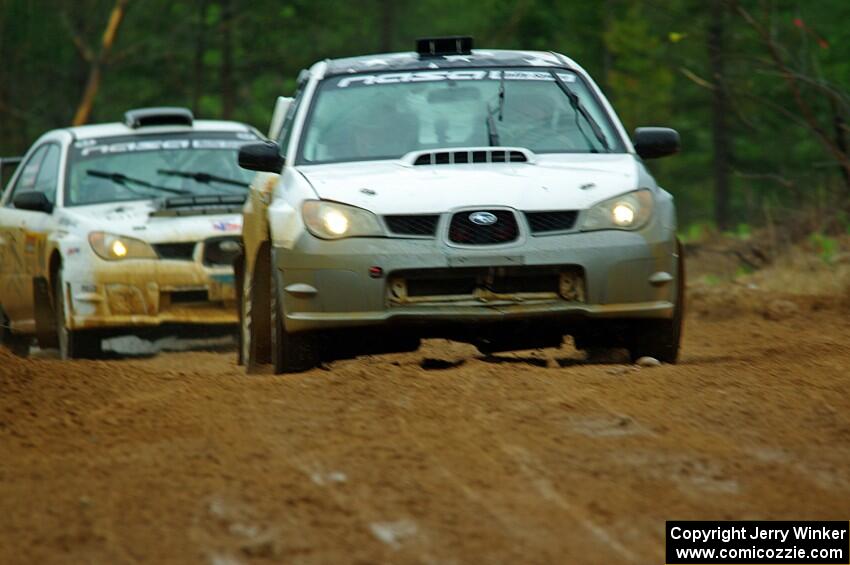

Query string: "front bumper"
[[64, 258, 237, 331], [274, 225, 679, 334]]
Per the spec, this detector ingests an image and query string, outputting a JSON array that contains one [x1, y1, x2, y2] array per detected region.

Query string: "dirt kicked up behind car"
[[236, 36, 684, 373]]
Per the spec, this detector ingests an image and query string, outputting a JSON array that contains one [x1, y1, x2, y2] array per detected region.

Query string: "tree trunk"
[[830, 98, 850, 193], [220, 0, 235, 119], [192, 0, 208, 114], [378, 0, 395, 52], [71, 0, 129, 126], [708, 0, 732, 230]]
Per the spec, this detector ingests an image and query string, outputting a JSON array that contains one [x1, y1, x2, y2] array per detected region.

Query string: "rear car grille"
[[170, 289, 209, 303], [384, 215, 440, 236], [525, 210, 578, 234], [203, 236, 241, 266], [154, 242, 196, 261], [448, 210, 518, 245]]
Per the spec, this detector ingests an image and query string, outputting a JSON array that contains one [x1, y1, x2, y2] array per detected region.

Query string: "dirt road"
[[2, 296, 849, 564]]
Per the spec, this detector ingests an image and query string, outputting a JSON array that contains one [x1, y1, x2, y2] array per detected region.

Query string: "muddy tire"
[[242, 243, 273, 373], [234, 251, 245, 366], [54, 271, 102, 360], [270, 251, 320, 374], [0, 306, 30, 357], [626, 239, 685, 364]]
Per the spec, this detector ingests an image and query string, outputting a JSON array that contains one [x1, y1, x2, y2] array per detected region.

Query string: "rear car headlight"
[[89, 231, 157, 261], [302, 200, 383, 240], [581, 189, 654, 231]]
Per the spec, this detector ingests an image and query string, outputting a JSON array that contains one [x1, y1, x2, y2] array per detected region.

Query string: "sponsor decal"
[[212, 220, 241, 232], [79, 138, 253, 158], [24, 234, 37, 254], [335, 70, 577, 88]]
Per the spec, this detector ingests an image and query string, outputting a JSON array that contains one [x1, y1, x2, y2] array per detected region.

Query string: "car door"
[[0, 144, 60, 327]]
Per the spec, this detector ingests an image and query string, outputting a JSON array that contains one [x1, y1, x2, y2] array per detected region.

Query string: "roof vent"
[[403, 147, 534, 166], [416, 36, 473, 57], [124, 107, 194, 128]]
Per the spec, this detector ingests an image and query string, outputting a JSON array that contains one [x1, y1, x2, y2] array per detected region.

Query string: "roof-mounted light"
[[124, 107, 194, 129], [415, 36, 473, 57]]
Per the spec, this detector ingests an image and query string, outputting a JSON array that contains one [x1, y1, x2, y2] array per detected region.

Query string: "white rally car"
[[0, 107, 260, 358], [237, 37, 684, 373]]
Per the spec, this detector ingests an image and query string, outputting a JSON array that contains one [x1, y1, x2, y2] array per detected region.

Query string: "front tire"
[[626, 239, 685, 363], [270, 252, 320, 374], [54, 271, 102, 360], [242, 243, 272, 373]]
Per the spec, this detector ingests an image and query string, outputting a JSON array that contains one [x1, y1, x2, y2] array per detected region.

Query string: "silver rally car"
[[237, 37, 684, 373], [0, 108, 259, 358]]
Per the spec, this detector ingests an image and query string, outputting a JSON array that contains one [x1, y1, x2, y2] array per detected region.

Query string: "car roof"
[[321, 49, 578, 77], [65, 119, 255, 140]]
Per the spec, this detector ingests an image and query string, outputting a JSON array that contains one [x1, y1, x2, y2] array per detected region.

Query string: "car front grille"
[[154, 242, 196, 261], [384, 214, 440, 236], [387, 265, 586, 305], [203, 236, 241, 266], [448, 210, 518, 245], [525, 210, 578, 233]]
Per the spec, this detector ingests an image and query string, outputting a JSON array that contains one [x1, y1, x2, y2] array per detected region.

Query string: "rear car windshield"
[[65, 131, 258, 206], [298, 68, 624, 165]]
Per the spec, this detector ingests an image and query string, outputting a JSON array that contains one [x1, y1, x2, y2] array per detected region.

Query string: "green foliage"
[[0, 0, 849, 227], [809, 232, 838, 263]]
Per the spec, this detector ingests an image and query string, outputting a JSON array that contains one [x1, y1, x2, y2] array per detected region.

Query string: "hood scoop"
[[402, 147, 535, 167], [151, 194, 246, 217]]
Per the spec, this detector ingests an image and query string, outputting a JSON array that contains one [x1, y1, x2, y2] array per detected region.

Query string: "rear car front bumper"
[[64, 256, 237, 331]]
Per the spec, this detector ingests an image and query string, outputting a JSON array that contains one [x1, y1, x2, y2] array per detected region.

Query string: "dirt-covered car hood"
[[297, 153, 641, 214], [59, 201, 242, 243]]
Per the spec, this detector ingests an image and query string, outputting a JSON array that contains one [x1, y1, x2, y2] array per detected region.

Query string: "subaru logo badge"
[[469, 211, 498, 226]]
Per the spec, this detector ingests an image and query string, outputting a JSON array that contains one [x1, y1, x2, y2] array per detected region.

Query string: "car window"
[[65, 131, 259, 206], [32, 144, 61, 204], [277, 81, 307, 156], [6, 144, 48, 207], [298, 68, 624, 165]]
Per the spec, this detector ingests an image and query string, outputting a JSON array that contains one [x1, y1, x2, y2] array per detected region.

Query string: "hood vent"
[[403, 147, 534, 167]]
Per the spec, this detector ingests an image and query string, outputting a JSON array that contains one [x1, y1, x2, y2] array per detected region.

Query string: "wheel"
[[54, 270, 102, 360], [0, 306, 30, 357], [242, 243, 272, 373], [270, 251, 320, 374], [627, 239, 685, 363], [234, 250, 245, 366]]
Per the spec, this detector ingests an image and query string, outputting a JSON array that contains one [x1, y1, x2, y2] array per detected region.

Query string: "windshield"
[[298, 68, 623, 165], [65, 131, 259, 206]]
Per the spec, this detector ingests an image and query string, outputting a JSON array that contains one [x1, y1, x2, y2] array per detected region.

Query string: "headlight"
[[89, 231, 157, 261], [302, 200, 383, 240], [581, 189, 654, 231]]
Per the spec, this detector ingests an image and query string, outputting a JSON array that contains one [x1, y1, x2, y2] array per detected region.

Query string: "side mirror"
[[13, 191, 53, 214], [238, 141, 285, 173], [634, 127, 680, 160]]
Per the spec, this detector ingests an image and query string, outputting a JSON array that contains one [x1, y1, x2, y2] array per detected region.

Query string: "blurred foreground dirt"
[[1, 291, 849, 564]]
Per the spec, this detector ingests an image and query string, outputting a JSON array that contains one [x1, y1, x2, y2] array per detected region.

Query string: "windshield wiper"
[[551, 72, 611, 153], [157, 169, 249, 191], [86, 170, 189, 195], [498, 70, 506, 121], [486, 104, 501, 146]]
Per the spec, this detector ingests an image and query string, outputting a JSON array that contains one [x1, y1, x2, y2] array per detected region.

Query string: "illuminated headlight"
[[89, 232, 157, 261], [302, 200, 383, 240], [581, 189, 654, 231]]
